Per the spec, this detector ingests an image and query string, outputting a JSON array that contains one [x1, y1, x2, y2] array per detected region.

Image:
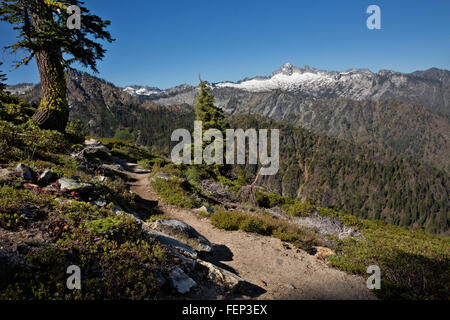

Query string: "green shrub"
[[137, 159, 153, 169], [137, 157, 166, 170], [65, 120, 87, 144], [210, 209, 322, 250], [84, 215, 138, 241], [146, 214, 166, 223], [114, 127, 135, 142], [256, 191, 293, 208], [0, 93, 75, 163], [0, 186, 57, 230], [317, 207, 363, 229], [99, 138, 158, 163], [0, 119, 69, 162], [152, 163, 184, 176], [58, 155, 80, 171], [152, 157, 166, 168], [0, 212, 26, 230], [216, 173, 245, 193], [71, 143, 84, 153], [328, 221, 450, 300], [239, 216, 271, 235], [18, 158, 88, 181], [0, 91, 36, 124], [184, 166, 203, 184], [242, 204, 256, 212], [316, 207, 336, 218], [2, 229, 168, 300], [152, 177, 200, 209], [0, 195, 171, 300], [281, 200, 316, 217], [210, 210, 246, 230], [89, 177, 137, 210]]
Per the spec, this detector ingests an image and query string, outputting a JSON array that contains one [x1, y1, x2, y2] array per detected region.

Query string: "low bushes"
[[0, 186, 58, 230], [0, 91, 35, 124], [328, 219, 450, 300], [0, 92, 70, 163], [0, 195, 172, 300], [151, 177, 200, 209], [281, 201, 316, 217], [210, 209, 246, 231], [256, 191, 315, 217], [0, 93, 175, 300], [210, 209, 322, 251], [256, 191, 293, 208], [98, 137, 163, 164], [65, 120, 87, 145], [317, 207, 363, 229], [0, 119, 69, 163], [138, 158, 166, 169]]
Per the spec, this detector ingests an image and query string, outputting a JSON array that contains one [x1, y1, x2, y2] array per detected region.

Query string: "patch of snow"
[[216, 70, 335, 92], [123, 85, 161, 96]]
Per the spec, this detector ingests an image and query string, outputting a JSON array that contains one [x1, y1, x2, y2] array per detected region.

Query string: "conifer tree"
[[194, 81, 227, 175], [0, 0, 114, 132], [195, 81, 225, 133]]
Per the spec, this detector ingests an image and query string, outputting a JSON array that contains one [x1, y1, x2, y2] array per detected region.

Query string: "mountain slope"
[[222, 93, 450, 172], [19, 70, 195, 152], [229, 115, 449, 235]]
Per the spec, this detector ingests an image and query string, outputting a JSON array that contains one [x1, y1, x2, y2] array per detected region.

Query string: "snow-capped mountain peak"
[[123, 85, 161, 96], [215, 63, 336, 93], [120, 64, 449, 117], [279, 62, 294, 75]]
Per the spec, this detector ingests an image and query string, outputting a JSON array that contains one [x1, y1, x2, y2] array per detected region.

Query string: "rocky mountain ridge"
[[138, 63, 450, 116]]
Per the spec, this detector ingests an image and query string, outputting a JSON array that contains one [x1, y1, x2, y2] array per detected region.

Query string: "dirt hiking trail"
[[124, 163, 376, 300]]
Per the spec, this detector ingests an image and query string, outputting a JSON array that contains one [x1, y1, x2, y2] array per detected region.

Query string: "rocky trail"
[[123, 162, 376, 300]]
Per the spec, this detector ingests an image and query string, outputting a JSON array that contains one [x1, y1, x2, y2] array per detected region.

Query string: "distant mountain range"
[[122, 64, 450, 172], [9, 63, 450, 115], [125, 63, 450, 114], [4, 83, 35, 96]]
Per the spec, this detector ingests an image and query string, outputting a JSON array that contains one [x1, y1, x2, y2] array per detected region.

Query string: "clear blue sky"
[[1, 0, 449, 89]]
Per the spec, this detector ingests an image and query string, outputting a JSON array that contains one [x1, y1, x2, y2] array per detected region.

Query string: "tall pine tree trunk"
[[32, 50, 68, 132], [30, 0, 69, 132]]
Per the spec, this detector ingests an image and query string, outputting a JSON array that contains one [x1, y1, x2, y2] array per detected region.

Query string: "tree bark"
[[30, 0, 69, 132]]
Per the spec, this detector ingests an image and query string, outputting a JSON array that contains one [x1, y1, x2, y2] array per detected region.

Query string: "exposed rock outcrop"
[[57, 177, 92, 193], [169, 267, 197, 294], [151, 219, 213, 253], [197, 260, 244, 292]]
